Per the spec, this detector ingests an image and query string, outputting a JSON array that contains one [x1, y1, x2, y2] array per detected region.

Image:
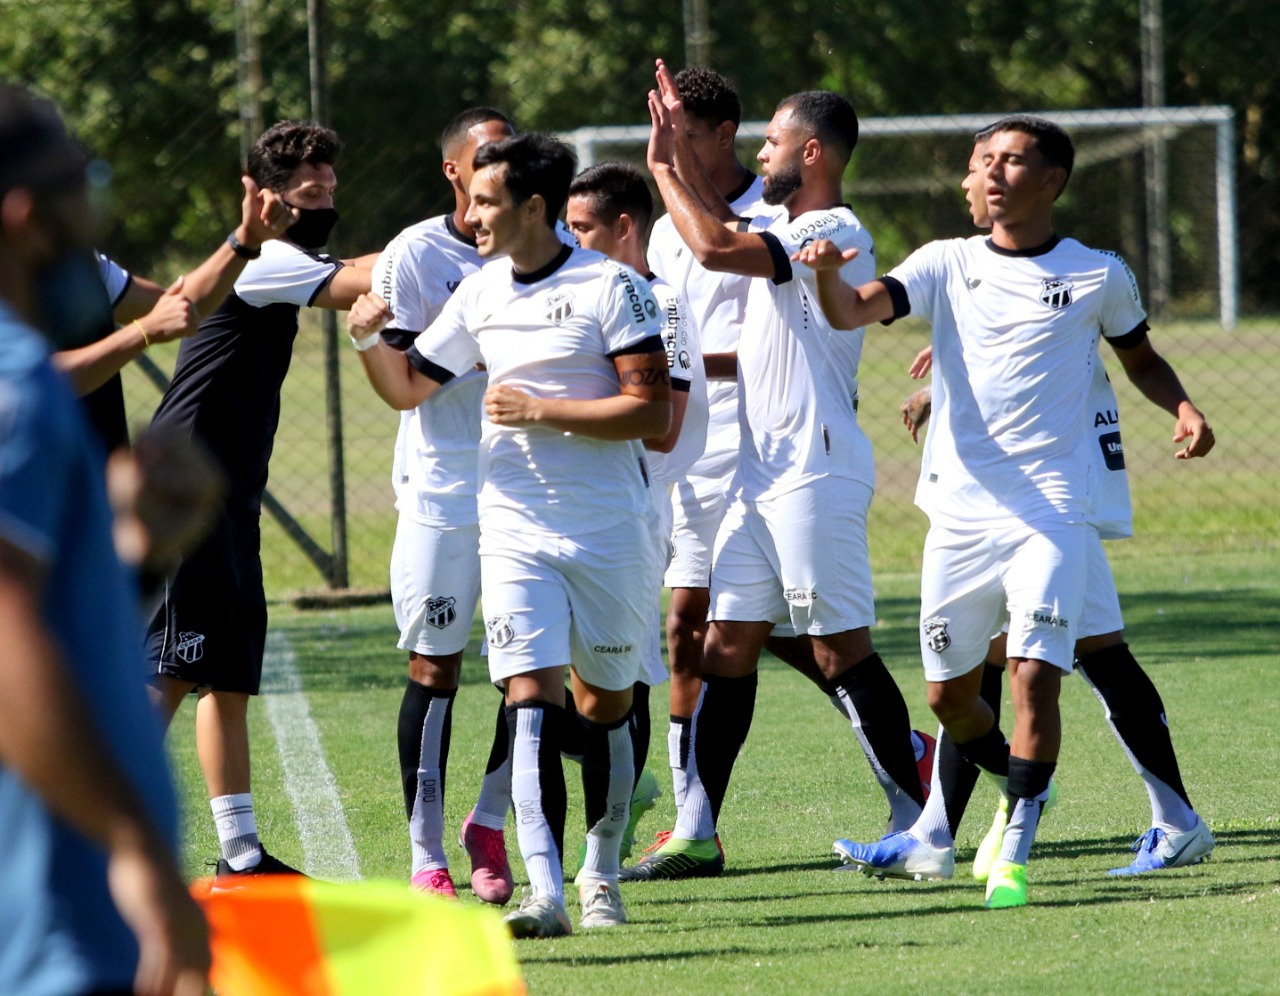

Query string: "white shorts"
[[480, 520, 653, 692], [708, 478, 876, 637], [920, 520, 1088, 681], [390, 515, 481, 657], [664, 471, 734, 589], [1079, 529, 1124, 638]]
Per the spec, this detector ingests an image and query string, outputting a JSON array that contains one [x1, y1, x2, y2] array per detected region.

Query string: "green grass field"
[[168, 541, 1279, 994]]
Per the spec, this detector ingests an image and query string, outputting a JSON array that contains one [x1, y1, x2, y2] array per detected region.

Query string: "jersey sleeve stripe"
[[879, 276, 911, 325], [671, 377, 692, 393], [607, 333, 664, 358], [758, 231, 793, 285], [1105, 320, 1150, 350], [380, 328, 418, 351], [405, 345, 456, 384], [305, 261, 345, 307]]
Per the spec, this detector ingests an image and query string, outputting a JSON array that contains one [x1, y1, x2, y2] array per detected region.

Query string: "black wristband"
[[226, 231, 262, 259]]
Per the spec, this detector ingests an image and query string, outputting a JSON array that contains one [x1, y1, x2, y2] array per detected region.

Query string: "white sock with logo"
[[211, 793, 262, 871]]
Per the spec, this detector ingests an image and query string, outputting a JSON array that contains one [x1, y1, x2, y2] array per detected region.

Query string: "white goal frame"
[[563, 106, 1238, 328]]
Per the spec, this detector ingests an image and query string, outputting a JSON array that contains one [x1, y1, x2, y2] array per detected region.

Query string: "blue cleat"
[[1108, 817, 1215, 876], [833, 830, 955, 881]]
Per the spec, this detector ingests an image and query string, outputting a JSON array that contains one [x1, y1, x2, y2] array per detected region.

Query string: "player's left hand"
[[1173, 402, 1215, 458], [646, 90, 675, 172], [792, 238, 859, 271], [908, 346, 933, 379], [901, 387, 932, 444], [347, 292, 393, 343], [240, 175, 298, 247], [484, 384, 541, 427]]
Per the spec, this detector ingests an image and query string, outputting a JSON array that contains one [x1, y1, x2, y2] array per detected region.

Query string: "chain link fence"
[[4, 0, 1276, 597]]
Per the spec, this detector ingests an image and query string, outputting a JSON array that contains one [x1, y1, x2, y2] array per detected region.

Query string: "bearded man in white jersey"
[[350, 108, 521, 902], [799, 114, 1214, 909], [350, 133, 671, 938], [861, 130, 1214, 885], [641, 60, 928, 875]]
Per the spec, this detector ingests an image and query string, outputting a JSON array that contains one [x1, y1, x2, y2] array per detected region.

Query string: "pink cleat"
[[461, 809, 515, 905], [410, 867, 458, 899]]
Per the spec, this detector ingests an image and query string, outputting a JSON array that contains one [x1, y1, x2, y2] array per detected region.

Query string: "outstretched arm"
[[791, 238, 895, 330], [1110, 336, 1215, 459]]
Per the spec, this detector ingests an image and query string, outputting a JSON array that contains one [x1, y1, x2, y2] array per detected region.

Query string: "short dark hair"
[[675, 67, 741, 128], [984, 114, 1075, 185], [0, 84, 86, 198], [567, 161, 654, 232], [776, 91, 859, 165], [472, 133, 577, 229], [246, 120, 341, 193], [440, 107, 516, 158]]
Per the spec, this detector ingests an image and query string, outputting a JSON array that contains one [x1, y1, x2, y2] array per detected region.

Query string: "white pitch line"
[[260, 631, 363, 880]]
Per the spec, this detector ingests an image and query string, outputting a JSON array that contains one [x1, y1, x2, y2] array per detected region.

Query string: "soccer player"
[[799, 114, 1213, 908], [0, 82, 209, 996], [146, 120, 373, 883], [565, 159, 705, 857], [640, 60, 927, 872], [873, 133, 1214, 880], [350, 133, 671, 938], [353, 107, 520, 902]]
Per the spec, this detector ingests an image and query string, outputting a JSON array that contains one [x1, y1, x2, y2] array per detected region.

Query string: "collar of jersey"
[[444, 213, 477, 248], [512, 243, 573, 284], [984, 234, 1061, 258], [726, 172, 757, 204]]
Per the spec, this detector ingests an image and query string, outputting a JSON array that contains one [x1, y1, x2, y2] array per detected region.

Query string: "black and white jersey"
[[734, 205, 877, 501], [644, 275, 705, 486], [150, 240, 341, 510], [889, 235, 1147, 528], [408, 245, 663, 536]]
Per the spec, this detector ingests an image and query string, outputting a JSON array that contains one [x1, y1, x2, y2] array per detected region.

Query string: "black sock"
[[630, 681, 651, 786], [831, 653, 925, 806], [1076, 643, 1192, 806], [560, 686, 584, 763], [484, 694, 509, 776], [1007, 755, 1056, 802], [396, 679, 455, 818], [506, 700, 566, 860], [581, 709, 633, 830], [952, 722, 1010, 778], [695, 672, 758, 824], [981, 662, 1004, 725]]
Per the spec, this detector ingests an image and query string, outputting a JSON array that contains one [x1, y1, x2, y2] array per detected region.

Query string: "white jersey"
[[372, 215, 487, 528], [734, 205, 877, 501], [409, 245, 663, 536], [644, 275, 706, 485], [650, 175, 772, 482], [892, 235, 1147, 528]]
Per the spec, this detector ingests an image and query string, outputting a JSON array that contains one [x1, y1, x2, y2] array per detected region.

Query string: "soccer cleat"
[[973, 780, 1058, 883], [460, 809, 515, 904], [503, 890, 573, 940], [1107, 817, 1215, 876], [913, 729, 937, 800], [578, 879, 628, 928], [410, 868, 458, 899], [984, 859, 1028, 909], [619, 834, 724, 881], [833, 831, 955, 881], [212, 848, 305, 890], [621, 769, 662, 861]]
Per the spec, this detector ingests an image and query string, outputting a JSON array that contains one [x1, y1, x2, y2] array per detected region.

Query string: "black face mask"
[[36, 247, 114, 350], [284, 204, 339, 249]]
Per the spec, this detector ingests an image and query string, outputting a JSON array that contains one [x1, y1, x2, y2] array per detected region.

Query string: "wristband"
[[132, 319, 151, 349], [350, 332, 380, 352], [226, 231, 262, 259]]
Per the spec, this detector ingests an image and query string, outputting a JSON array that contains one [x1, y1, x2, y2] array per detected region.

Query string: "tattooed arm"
[[484, 349, 672, 440]]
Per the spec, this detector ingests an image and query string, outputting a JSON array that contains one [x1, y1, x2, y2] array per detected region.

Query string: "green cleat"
[[973, 780, 1057, 883], [621, 769, 662, 862], [618, 834, 724, 881], [984, 859, 1028, 909]]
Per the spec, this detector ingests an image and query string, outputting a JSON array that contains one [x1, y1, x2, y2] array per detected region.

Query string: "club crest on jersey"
[[175, 631, 206, 664], [544, 290, 574, 325], [922, 616, 951, 653], [485, 614, 515, 649], [424, 595, 457, 629], [1040, 278, 1074, 309]]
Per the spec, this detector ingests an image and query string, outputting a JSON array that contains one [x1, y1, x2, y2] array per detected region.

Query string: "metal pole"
[[307, 0, 349, 588], [1216, 116, 1239, 329], [235, 0, 264, 166], [1140, 0, 1170, 316], [682, 0, 710, 67]]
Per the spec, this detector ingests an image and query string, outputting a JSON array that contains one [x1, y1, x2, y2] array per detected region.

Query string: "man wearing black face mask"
[[0, 82, 210, 996], [145, 120, 372, 884]]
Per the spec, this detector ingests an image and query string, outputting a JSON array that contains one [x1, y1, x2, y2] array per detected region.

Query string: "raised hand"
[[791, 238, 860, 271]]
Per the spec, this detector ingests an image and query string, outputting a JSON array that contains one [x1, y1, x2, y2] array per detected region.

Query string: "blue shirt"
[[0, 303, 179, 994]]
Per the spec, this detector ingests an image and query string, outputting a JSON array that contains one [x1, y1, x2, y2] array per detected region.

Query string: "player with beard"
[[641, 61, 927, 873], [798, 115, 1213, 907], [146, 120, 373, 885], [350, 133, 670, 937]]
